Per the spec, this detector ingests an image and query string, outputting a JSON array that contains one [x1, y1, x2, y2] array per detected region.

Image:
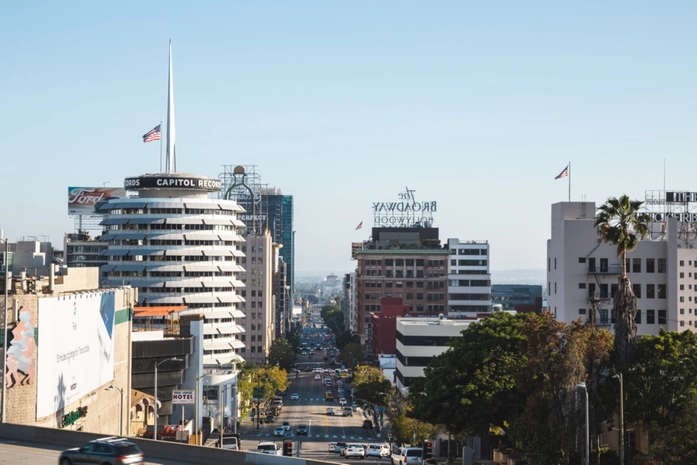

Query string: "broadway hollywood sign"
[[373, 187, 437, 227]]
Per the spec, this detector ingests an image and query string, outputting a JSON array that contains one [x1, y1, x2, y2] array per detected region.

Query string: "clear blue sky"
[[2, 1, 696, 275]]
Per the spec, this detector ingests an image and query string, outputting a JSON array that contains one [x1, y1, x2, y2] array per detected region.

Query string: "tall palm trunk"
[[613, 272, 637, 372]]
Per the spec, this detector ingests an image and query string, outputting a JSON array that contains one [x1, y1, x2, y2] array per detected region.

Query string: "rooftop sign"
[[373, 187, 436, 227]]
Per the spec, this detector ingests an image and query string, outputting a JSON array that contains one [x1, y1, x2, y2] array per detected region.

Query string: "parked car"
[[257, 441, 282, 455], [391, 447, 423, 465], [59, 437, 144, 465], [297, 424, 309, 436], [344, 443, 366, 459]]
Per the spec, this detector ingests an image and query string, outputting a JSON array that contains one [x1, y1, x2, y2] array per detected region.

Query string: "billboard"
[[36, 292, 116, 418], [68, 187, 126, 216]]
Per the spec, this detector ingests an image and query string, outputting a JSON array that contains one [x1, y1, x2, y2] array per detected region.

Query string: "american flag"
[[555, 165, 569, 180], [356, 221, 363, 230], [142, 124, 161, 143]]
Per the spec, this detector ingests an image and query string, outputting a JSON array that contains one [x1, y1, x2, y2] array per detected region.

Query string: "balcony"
[[587, 265, 622, 275]]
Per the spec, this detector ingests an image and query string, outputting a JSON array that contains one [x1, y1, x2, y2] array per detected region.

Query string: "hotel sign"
[[373, 187, 437, 227]]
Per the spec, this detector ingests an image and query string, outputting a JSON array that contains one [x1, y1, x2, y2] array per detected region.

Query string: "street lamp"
[[576, 382, 589, 465], [154, 357, 182, 441], [105, 384, 124, 436], [613, 373, 624, 465]]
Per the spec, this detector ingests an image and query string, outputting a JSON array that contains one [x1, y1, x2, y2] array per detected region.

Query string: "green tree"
[[595, 195, 650, 371], [625, 329, 697, 464], [238, 365, 289, 416], [391, 407, 439, 446], [268, 337, 296, 370], [340, 342, 365, 367], [352, 365, 392, 406]]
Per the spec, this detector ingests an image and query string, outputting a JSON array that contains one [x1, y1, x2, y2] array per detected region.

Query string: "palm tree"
[[594, 195, 651, 371]]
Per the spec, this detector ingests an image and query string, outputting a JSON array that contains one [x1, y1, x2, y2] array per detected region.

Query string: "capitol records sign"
[[68, 187, 126, 216], [373, 187, 437, 227]]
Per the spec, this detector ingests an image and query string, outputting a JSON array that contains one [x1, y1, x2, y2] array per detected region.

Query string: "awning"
[[101, 233, 148, 240], [100, 217, 130, 225], [184, 201, 221, 209], [128, 217, 165, 225], [230, 339, 246, 349], [116, 201, 148, 209], [145, 201, 183, 208], [99, 249, 131, 256], [133, 305, 187, 317], [101, 265, 117, 273], [230, 309, 246, 319], [146, 233, 184, 240], [182, 265, 222, 272], [204, 342, 237, 351], [182, 295, 218, 303], [164, 217, 193, 224], [147, 265, 184, 272], [202, 218, 235, 226], [112, 264, 148, 272], [216, 295, 244, 304], [231, 219, 246, 227]]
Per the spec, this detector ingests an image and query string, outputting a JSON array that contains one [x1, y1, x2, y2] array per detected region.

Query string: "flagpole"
[[159, 121, 163, 172], [568, 162, 571, 202]]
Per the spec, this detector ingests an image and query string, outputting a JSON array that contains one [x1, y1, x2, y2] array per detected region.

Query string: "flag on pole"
[[555, 165, 569, 180], [356, 221, 363, 230], [142, 124, 162, 143]]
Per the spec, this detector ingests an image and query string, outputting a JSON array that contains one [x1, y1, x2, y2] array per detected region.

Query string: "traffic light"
[[283, 438, 293, 456], [422, 440, 433, 460]]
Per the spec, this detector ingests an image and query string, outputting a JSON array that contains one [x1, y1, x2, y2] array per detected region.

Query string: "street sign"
[[172, 390, 194, 404]]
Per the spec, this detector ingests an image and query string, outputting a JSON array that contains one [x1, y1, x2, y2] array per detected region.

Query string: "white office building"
[[547, 200, 697, 335], [446, 238, 492, 315], [100, 172, 247, 367], [395, 316, 475, 394]]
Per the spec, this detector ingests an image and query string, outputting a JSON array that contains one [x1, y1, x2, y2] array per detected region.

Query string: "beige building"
[[547, 201, 697, 335], [237, 231, 275, 363], [0, 267, 134, 435]]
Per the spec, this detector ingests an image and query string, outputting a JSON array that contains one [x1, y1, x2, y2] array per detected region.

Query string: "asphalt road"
[[239, 357, 390, 463]]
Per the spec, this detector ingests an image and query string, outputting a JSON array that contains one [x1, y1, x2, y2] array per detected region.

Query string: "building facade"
[[547, 201, 697, 334], [100, 172, 247, 367], [64, 232, 108, 268], [491, 284, 543, 312], [395, 316, 474, 393], [370, 297, 408, 363], [446, 238, 492, 315]]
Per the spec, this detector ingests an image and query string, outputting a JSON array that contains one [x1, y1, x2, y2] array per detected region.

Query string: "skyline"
[[2, 2, 696, 275]]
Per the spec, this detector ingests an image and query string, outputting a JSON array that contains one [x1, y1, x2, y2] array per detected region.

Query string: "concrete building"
[[446, 238, 492, 315], [353, 227, 450, 354], [63, 232, 108, 268], [547, 200, 697, 334], [0, 267, 134, 436], [395, 316, 475, 393], [237, 231, 275, 364], [370, 297, 408, 363], [100, 172, 247, 367]]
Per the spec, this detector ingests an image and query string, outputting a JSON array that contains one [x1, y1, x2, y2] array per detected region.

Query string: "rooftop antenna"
[[165, 40, 176, 173]]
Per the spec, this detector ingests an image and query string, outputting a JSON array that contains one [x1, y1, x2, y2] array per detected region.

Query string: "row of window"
[[140, 287, 234, 293], [363, 259, 446, 267], [111, 207, 234, 215], [452, 248, 488, 256], [110, 256, 235, 262], [396, 331, 455, 346], [364, 292, 445, 301], [113, 224, 237, 231], [448, 293, 491, 301], [363, 304, 446, 312], [449, 279, 491, 287], [106, 271, 233, 278], [451, 259, 488, 267]]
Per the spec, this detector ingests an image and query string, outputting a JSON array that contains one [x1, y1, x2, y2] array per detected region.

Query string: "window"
[[658, 259, 666, 273], [646, 258, 655, 273], [647, 310, 656, 324], [579, 308, 586, 315], [579, 257, 586, 263], [579, 283, 586, 289], [633, 258, 641, 273], [658, 284, 666, 299], [680, 284, 685, 290], [554, 258, 557, 270], [636, 310, 642, 324], [658, 310, 666, 325], [680, 296, 685, 302], [588, 258, 596, 272], [633, 284, 641, 298], [611, 284, 618, 298], [588, 283, 596, 299], [600, 258, 608, 273], [680, 272, 685, 279], [554, 282, 557, 294], [647, 284, 655, 299], [681, 308, 685, 314], [680, 260, 685, 266]]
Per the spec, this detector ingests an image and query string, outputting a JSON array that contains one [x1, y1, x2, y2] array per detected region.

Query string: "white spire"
[[165, 40, 176, 173]]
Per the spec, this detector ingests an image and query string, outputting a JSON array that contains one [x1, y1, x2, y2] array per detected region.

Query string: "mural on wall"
[[6, 306, 37, 388]]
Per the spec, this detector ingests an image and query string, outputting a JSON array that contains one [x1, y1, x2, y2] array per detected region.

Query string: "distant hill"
[[491, 269, 545, 286]]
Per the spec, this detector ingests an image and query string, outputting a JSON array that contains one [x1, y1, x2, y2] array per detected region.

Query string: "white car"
[[257, 441, 282, 455], [344, 443, 366, 459], [339, 398, 347, 406], [291, 393, 300, 400], [367, 444, 391, 457], [328, 442, 338, 452], [391, 447, 422, 465], [274, 426, 285, 436]]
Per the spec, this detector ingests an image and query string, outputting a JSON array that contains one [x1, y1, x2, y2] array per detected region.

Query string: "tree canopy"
[[267, 337, 296, 370]]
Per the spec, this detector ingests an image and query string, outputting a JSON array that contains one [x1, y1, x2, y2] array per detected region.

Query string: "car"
[[367, 444, 391, 458], [58, 437, 144, 465], [391, 447, 423, 465], [326, 407, 335, 415], [274, 426, 285, 436], [314, 374, 322, 380], [343, 407, 353, 417], [335, 442, 348, 454], [257, 441, 282, 455], [290, 393, 300, 400], [282, 421, 291, 431], [328, 442, 338, 452], [362, 419, 373, 429], [297, 424, 309, 436], [339, 398, 347, 406], [344, 443, 366, 459]]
